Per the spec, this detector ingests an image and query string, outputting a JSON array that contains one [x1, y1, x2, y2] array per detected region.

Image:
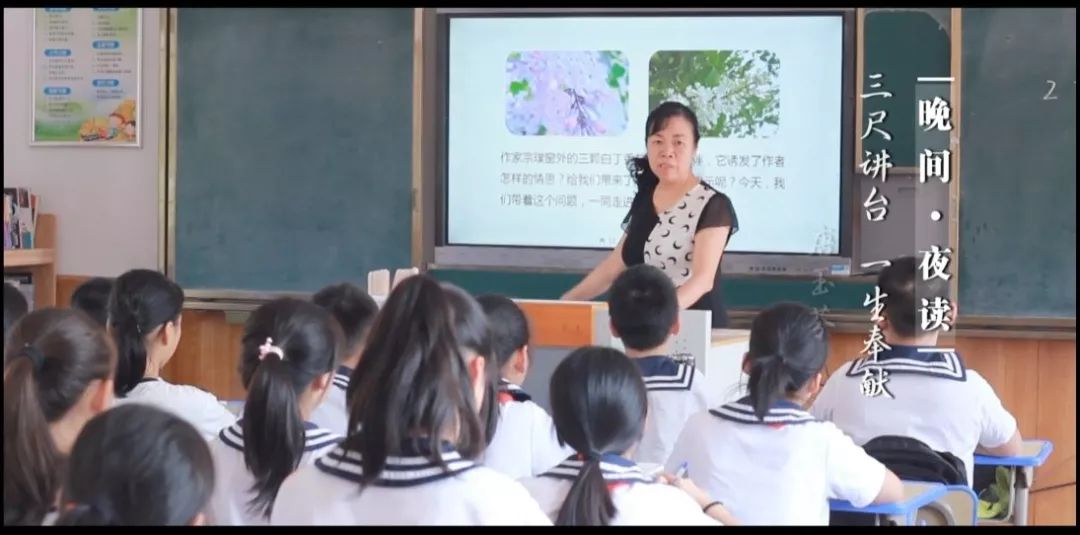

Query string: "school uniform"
[[308, 365, 352, 437], [519, 454, 719, 525], [482, 379, 574, 479], [631, 356, 711, 466], [270, 438, 552, 525], [665, 397, 888, 525], [206, 420, 341, 525], [809, 344, 1018, 485], [113, 377, 236, 440]]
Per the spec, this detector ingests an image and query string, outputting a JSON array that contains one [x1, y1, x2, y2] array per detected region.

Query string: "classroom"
[[3, 7, 1074, 526]]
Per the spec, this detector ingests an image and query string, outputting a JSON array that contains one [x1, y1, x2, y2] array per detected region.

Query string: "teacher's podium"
[[515, 300, 749, 410]]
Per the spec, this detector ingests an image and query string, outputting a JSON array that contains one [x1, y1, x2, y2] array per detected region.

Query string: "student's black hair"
[[69, 277, 114, 328], [107, 269, 184, 397], [3, 282, 29, 348], [54, 404, 214, 526], [746, 302, 828, 421], [237, 297, 341, 519], [548, 346, 647, 526], [627, 101, 702, 190], [312, 282, 379, 359], [877, 256, 951, 338], [476, 294, 530, 369], [343, 275, 494, 485], [3, 309, 115, 526], [607, 264, 679, 351]]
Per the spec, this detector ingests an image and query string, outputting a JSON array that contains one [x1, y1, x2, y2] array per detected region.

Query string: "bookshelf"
[[4, 213, 57, 308]]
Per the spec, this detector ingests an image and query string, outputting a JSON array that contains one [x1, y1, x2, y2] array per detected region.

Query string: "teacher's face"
[[646, 115, 697, 185]]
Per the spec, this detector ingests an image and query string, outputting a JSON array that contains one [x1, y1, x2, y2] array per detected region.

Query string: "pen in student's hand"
[[675, 461, 689, 479]]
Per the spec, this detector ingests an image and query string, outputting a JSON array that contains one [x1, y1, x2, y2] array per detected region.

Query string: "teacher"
[[562, 101, 739, 327]]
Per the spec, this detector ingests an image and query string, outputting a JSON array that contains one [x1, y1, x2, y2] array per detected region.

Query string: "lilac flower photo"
[[505, 51, 630, 137]]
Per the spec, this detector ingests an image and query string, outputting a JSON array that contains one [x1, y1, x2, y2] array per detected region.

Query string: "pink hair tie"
[[258, 337, 285, 361]]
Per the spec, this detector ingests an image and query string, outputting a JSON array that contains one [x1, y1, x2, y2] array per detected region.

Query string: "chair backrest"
[[916, 485, 979, 526]]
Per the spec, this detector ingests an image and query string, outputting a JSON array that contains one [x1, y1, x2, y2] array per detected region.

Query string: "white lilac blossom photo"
[[649, 50, 780, 138], [504, 50, 630, 136]]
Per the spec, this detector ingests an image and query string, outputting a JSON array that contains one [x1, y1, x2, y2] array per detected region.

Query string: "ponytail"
[[108, 270, 184, 397], [238, 299, 340, 519], [2, 309, 115, 526], [110, 316, 147, 397], [745, 303, 829, 421], [3, 357, 62, 526], [344, 277, 489, 487], [241, 356, 305, 519], [747, 353, 793, 421], [549, 347, 647, 526], [556, 457, 616, 526]]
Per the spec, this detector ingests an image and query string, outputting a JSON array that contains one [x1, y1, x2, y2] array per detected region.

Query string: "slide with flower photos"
[[447, 15, 846, 255]]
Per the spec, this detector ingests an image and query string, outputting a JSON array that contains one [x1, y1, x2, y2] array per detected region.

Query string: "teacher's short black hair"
[[878, 256, 951, 338], [607, 265, 678, 351]]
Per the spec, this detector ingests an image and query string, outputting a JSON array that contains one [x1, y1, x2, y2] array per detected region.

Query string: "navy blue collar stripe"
[[218, 423, 342, 453], [641, 363, 694, 391], [710, 401, 816, 425], [498, 380, 532, 402], [315, 446, 477, 487], [846, 351, 966, 381], [540, 457, 654, 484]]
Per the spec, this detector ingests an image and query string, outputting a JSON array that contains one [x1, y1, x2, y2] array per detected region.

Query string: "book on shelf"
[[3, 187, 39, 250]]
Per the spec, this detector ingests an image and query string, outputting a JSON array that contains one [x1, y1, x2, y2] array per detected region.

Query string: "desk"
[[829, 481, 947, 525], [973, 439, 1054, 526]]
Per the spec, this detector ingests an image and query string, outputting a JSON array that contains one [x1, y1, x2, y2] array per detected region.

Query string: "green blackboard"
[[861, 9, 951, 168], [173, 8, 413, 292], [959, 8, 1076, 318]]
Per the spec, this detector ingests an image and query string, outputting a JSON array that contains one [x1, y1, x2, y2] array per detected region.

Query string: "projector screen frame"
[[428, 8, 858, 276]]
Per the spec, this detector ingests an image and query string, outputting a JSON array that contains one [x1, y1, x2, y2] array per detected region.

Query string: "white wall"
[[3, 7, 161, 276]]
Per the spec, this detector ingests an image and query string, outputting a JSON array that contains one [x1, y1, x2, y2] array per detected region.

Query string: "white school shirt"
[[809, 345, 1018, 485], [308, 366, 352, 437], [631, 356, 711, 466], [519, 455, 719, 525], [206, 420, 341, 525], [271, 439, 552, 525], [665, 398, 887, 525], [482, 380, 574, 479], [113, 377, 237, 440]]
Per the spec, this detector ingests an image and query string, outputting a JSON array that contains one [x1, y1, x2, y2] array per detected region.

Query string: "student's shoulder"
[[962, 368, 1006, 399], [154, 379, 223, 403], [615, 483, 716, 524]]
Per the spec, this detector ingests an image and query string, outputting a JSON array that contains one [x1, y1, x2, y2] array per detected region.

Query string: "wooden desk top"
[[712, 329, 751, 347]]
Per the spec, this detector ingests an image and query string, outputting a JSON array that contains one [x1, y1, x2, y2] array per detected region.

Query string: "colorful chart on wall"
[[31, 8, 142, 147]]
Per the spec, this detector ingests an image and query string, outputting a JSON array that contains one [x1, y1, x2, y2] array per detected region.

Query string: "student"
[[54, 404, 214, 526], [810, 256, 1022, 485], [309, 282, 379, 437], [271, 276, 550, 525], [666, 302, 904, 525], [206, 298, 342, 525], [69, 277, 114, 328], [3, 281, 29, 348], [607, 264, 710, 466], [476, 294, 572, 479], [519, 346, 731, 526], [3, 309, 115, 525], [108, 269, 236, 439]]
